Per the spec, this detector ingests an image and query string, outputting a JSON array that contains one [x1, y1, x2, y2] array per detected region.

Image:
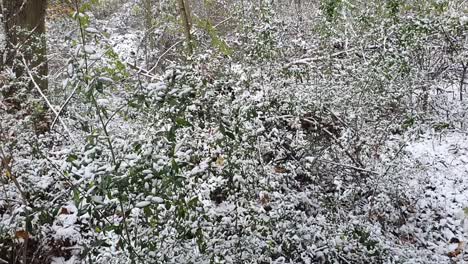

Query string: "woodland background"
[[1, 0, 468, 263]]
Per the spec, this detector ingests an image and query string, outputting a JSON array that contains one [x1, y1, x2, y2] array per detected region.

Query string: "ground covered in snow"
[[396, 132, 468, 263]]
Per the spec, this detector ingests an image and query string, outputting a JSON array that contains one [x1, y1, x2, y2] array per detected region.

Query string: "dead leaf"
[[1, 156, 11, 168], [448, 241, 464, 258], [60, 207, 71, 215], [1, 156, 12, 178], [259, 192, 270, 206], [274, 166, 288, 173], [216, 156, 225, 166], [15, 230, 29, 240]]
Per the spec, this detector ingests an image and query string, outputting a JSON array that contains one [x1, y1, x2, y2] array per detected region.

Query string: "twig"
[[283, 48, 357, 69], [73, 0, 89, 77], [104, 103, 128, 128], [0, 148, 31, 264], [148, 16, 234, 75], [380, 142, 407, 178], [0, 148, 30, 206], [51, 81, 80, 129], [91, 94, 116, 165], [324, 106, 349, 127], [302, 117, 364, 167], [338, 254, 351, 264], [126, 62, 157, 79], [21, 56, 75, 142], [256, 136, 268, 184], [0, 197, 19, 203], [317, 159, 379, 175], [314, 245, 328, 252], [148, 39, 183, 75]]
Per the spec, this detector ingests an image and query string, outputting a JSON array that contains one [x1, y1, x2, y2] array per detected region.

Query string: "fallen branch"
[[283, 47, 357, 69]]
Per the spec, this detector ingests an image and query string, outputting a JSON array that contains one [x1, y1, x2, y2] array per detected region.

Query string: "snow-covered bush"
[[2, 0, 468, 263]]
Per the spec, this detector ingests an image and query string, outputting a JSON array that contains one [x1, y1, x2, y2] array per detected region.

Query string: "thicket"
[[1, 0, 467, 263]]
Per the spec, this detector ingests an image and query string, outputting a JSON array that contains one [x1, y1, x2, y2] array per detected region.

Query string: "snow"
[[0, 18, 5, 51], [1, 1, 467, 263], [135, 201, 151, 208], [83, 45, 97, 54], [395, 132, 468, 261], [85, 27, 99, 34], [51, 256, 79, 264], [151, 196, 164, 203]]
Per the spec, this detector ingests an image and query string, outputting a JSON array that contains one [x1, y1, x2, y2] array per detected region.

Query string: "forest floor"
[[398, 131, 468, 263], [42, 130, 468, 263]]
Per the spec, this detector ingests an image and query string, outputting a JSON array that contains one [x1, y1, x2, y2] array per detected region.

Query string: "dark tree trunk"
[[1, 0, 48, 110]]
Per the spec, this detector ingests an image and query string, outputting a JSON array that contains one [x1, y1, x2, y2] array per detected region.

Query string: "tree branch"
[[21, 56, 75, 142]]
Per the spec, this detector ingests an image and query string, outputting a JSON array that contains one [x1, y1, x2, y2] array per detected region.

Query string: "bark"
[[177, 0, 193, 55], [295, 0, 303, 22], [1, 0, 48, 107], [142, 0, 155, 67], [460, 63, 467, 101]]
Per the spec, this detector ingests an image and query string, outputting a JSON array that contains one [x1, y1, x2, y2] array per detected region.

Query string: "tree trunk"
[[295, 0, 303, 22], [1, 0, 48, 110], [177, 0, 193, 55], [460, 63, 467, 101]]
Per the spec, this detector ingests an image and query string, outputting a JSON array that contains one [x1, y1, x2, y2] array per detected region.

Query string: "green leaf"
[[172, 159, 180, 174], [143, 206, 153, 217], [175, 117, 192, 127], [167, 126, 176, 142], [73, 188, 81, 207], [95, 80, 104, 93], [197, 19, 233, 56], [188, 197, 198, 207], [219, 122, 235, 140], [219, 122, 226, 134], [133, 143, 142, 153], [225, 130, 235, 140], [67, 154, 78, 162]]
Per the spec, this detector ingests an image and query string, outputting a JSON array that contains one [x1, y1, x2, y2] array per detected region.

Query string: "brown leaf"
[[1, 156, 12, 167], [259, 192, 270, 206], [448, 248, 462, 258], [274, 166, 288, 173], [1, 156, 12, 178], [60, 207, 70, 215], [215, 156, 225, 166], [448, 241, 464, 258], [15, 230, 29, 240]]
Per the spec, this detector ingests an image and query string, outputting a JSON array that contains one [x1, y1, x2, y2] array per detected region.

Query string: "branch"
[[147, 16, 234, 75], [21, 56, 75, 142], [318, 159, 379, 175], [302, 117, 364, 167], [283, 47, 357, 69], [126, 62, 158, 79], [51, 81, 80, 129]]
